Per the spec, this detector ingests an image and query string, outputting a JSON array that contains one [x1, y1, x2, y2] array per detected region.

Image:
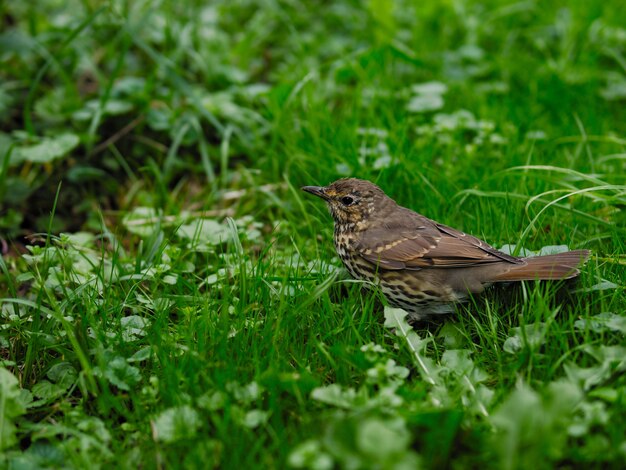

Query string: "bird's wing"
[[355, 216, 521, 270], [354, 226, 440, 269], [426, 223, 522, 266]]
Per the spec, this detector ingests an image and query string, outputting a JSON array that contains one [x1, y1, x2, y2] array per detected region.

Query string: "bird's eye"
[[341, 196, 355, 206]]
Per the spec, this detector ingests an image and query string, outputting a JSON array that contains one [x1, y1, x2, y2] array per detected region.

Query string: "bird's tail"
[[492, 250, 591, 281]]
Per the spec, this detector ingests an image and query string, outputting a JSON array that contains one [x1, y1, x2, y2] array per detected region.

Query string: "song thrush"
[[302, 178, 590, 320]]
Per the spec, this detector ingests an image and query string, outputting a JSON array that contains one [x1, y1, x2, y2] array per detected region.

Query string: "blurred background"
[[1, 0, 624, 245]]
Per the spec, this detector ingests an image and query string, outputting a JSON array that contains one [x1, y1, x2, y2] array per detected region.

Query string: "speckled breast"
[[333, 226, 377, 283]]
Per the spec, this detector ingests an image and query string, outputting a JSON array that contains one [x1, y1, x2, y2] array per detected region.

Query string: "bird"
[[302, 178, 590, 321]]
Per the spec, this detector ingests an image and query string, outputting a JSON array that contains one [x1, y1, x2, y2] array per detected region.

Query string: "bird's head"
[[301, 178, 394, 227]]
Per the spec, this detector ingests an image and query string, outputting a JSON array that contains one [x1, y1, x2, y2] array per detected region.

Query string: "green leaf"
[[288, 439, 334, 470], [491, 381, 582, 469], [503, 323, 547, 354], [585, 345, 626, 371], [498, 244, 535, 257], [12, 133, 80, 165], [66, 165, 108, 182], [0, 367, 27, 450], [438, 322, 466, 349], [564, 363, 609, 391], [177, 219, 231, 248], [567, 400, 609, 437], [577, 280, 620, 293], [197, 390, 226, 411], [441, 349, 475, 375], [366, 359, 409, 384], [60, 232, 96, 248], [407, 82, 448, 113], [575, 312, 626, 334], [491, 385, 547, 469], [407, 94, 444, 113], [227, 381, 263, 404], [437, 349, 492, 416], [311, 384, 357, 409], [240, 409, 269, 429], [121, 206, 162, 237], [322, 414, 422, 469], [47, 362, 78, 390], [102, 357, 141, 391], [356, 417, 409, 459], [120, 315, 150, 342], [152, 406, 201, 443], [127, 346, 153, 363], [31, 380, 65, 400], [384, 307, 437, 384], [536, 245, 571, 255], [72, 99, 133, 121], [600, 76, 626, 101], [8, 442, 65, 468], [163, 274, 178, 285], [411, 81, 448, 95]]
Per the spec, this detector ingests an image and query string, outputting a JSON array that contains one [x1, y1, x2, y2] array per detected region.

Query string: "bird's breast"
[[333, 226, 378, 281]]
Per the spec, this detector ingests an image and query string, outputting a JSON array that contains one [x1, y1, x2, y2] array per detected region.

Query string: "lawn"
[[1, 0, 625, 468]]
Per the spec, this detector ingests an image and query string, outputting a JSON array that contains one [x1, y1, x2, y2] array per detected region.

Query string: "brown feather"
[[357, 217, 523, 270], [492, 250, 591, 281], [434, 223, 521, 264]]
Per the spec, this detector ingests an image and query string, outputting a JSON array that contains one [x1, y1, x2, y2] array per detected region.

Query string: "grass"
[[1, 0, 625, 468]]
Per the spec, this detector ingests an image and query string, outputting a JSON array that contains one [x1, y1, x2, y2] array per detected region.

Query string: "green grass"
[[1, 0, 625, 468]]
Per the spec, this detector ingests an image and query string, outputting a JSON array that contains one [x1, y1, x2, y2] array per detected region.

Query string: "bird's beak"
[[301, 185, 329, 201]]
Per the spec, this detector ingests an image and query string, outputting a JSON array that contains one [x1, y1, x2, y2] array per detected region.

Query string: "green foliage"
[[0, 368, 27, 450], [0, 0, 625, 468]]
